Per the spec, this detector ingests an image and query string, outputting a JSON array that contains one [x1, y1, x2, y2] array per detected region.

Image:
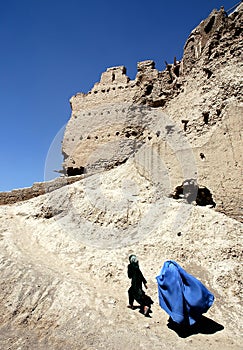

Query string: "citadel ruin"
[[62, 4, 242, 221], [0, 4, 242, 223], [0, 4, 242, 349]]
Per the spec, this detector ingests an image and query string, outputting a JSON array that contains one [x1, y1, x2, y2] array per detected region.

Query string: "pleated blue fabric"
[[156, 260, 214, 325]]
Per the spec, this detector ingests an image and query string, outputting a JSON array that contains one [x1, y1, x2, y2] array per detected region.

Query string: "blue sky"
[[0, 0, 239, 191]]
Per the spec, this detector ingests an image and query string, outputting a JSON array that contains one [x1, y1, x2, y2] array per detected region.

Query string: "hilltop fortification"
[[62, 4, 243, 221], [0, 4, 242, 350]]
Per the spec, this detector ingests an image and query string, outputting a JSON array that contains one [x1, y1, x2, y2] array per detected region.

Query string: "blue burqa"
[[156, 260, 214, 325]]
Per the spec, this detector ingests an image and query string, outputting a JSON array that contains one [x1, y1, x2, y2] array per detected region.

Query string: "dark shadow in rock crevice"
[[172, 180, 216, 208]]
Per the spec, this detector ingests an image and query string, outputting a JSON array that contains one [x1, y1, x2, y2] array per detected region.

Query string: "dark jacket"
[[128, 262, 147, 291]]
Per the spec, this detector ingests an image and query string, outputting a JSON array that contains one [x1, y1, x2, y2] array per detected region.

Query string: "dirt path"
[[0, 200, 242, 349]]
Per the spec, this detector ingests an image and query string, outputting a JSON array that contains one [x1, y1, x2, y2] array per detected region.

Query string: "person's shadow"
[[167, 316, 224, 338]]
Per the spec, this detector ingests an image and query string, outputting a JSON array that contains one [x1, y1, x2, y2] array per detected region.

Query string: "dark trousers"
[[128, 287, 144, 306], [128, 287, 154, 308]]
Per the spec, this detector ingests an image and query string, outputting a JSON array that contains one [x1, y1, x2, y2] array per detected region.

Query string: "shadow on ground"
[[167, 316, 224, 338]]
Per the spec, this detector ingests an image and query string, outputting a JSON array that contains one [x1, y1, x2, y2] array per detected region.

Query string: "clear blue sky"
[[0, 0, 239, 191]]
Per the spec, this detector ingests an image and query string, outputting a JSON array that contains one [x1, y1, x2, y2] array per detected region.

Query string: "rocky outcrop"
[[62, 3, 242, 221]]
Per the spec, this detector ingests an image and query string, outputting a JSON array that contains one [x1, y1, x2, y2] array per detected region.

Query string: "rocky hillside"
[[0, 3, 242, 350], [0, 160, 242, 349]]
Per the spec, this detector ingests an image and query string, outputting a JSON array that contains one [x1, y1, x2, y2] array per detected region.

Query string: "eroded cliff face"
[[62, 4, 242, 221]]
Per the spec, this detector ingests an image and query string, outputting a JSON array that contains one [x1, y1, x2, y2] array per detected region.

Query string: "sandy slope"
[[0, 161, 242, 349]]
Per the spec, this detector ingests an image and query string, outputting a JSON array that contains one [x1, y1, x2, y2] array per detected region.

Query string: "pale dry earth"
[[0, 161, 242, 349]]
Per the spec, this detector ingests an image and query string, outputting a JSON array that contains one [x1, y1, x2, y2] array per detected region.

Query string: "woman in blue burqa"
[[156, 260, 214, 327]]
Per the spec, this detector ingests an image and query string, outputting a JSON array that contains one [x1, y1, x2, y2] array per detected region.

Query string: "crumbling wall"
[[163, 4, 242, 221], [62, 59, 184, 173], [0, 176, 83, 205]]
